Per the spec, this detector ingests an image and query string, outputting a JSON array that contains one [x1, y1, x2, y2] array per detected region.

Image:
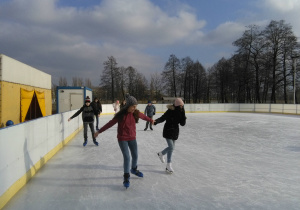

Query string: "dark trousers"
[[95, 114, 99, 129], [145, 116, 153, 129], [84, 122, 95, 141]]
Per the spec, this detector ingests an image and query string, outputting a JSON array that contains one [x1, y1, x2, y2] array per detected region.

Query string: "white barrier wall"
[[0, 103, 299, 208], [100, 103, 300, 115], [0, 110, 82, 209]]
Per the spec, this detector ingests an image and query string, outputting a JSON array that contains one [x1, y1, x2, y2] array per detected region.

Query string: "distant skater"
[[68, 96, 99, 146], [91, 97, 102, 130], [94, 94, 154, 188], [144, 100, 156, 131], [112, 100, 120, 113], [154, 98, 186, 174]]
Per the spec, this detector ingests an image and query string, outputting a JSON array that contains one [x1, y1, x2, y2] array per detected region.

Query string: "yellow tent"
[[21, 89, 46, 122]]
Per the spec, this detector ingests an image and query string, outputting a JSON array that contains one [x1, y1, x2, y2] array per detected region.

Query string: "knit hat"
[[174, 98, 184, 106], [125, 94, 138, 107], [148, 100, 152, 104], [85, 96, 91, 103]]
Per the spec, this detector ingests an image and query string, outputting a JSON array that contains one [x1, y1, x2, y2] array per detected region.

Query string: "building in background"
[[56, 86, 92, 113], [0, 54, 52, 127]]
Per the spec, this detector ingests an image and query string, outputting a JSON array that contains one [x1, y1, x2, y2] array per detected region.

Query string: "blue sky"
[[1, 0, 300, 86]]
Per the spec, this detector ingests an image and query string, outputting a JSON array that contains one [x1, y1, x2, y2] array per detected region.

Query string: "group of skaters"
[[68, 94, 186, 189]]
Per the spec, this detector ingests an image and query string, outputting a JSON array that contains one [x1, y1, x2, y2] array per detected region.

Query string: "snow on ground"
[[3, 112, 300, 210]]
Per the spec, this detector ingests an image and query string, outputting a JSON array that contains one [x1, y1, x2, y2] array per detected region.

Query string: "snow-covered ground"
[[4, 112, 300, 210]]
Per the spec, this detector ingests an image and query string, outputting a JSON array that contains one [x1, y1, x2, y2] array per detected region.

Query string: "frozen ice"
[[3, 113, 300, 210]]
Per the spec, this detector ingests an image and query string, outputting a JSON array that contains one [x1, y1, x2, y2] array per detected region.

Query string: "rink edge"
[[0, 126, 83, 210]]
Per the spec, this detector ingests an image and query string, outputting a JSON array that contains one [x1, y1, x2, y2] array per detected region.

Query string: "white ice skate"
[[157, 152, 165, 163], [166, 163, 174, 174]]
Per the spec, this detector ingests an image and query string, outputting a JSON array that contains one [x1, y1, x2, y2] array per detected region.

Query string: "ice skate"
[[157, 152, 165, 163], [123, 173, 130, 189], [130, 166, 144, 177], [83, 139, 87, 147], [93, 139, 99, 146], [166, 163, 174, 174]]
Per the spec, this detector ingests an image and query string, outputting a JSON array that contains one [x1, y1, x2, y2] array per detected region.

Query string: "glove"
[[153, 113, 155, 115]]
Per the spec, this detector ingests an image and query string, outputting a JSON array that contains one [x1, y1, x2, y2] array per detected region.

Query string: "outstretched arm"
[[139, 112, 153, 124], [154, 110, 168, 125], [94, 118, 118, 138], [68, 107, 84, 121]]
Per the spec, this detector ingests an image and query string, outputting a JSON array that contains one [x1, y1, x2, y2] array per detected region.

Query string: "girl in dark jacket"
[[154, 98, 186, 173]]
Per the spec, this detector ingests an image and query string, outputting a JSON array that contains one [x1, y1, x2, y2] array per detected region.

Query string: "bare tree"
[[72, 77, 78, 86], [59, 77, 68, 86], [150, 72, 163, 102], [126, 66, 137, 96], [117, 66, 128, 100], [263, 20, 295, 103], [162, 54, 180, 97], [85, 78, 92, 88], [101, 56, 118, 103]]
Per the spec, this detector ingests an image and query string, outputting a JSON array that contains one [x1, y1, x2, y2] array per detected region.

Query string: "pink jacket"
[[98, 112, 153, 141]]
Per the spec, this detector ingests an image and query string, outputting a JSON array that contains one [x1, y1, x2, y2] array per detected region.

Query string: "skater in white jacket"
[[112, 100, 120, 113]]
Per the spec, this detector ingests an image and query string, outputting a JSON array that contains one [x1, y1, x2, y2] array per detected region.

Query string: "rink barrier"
[[0, 110, 83, 209], [99, 103, 300, 115], [0, 103, 299, 209]]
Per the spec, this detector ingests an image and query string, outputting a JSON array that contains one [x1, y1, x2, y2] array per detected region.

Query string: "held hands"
[[94, 131, 99, 138]]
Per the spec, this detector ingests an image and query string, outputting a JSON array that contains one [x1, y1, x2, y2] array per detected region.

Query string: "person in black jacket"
[[91, 97, 102, 130], [68, 96, 99, 147], [154, 98, 186, 173]]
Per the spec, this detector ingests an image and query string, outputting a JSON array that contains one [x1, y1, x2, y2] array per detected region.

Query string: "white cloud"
[[0, 0, 209, 86], [255, 0, 300, 37], [203, 21, 246, 46], [262, 0, 300, 12], [3, 0, 299, 86]]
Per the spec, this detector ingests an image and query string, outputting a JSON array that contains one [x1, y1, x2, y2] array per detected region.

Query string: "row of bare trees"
[[211, 20, 300, 103], [97, 56, 164, 103], [56, 19, 300, 104]]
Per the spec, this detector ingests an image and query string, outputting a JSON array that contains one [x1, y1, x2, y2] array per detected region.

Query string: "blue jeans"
[[118, 140, 138, 173], [161, 138, 175, 163]]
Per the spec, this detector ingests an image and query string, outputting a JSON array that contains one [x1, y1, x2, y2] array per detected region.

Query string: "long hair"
[[113, 107, 140, 123]]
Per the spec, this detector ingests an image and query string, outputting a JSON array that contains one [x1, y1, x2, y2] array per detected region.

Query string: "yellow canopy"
[[35, 90, 46, 117], [21, 89, 46, 122]]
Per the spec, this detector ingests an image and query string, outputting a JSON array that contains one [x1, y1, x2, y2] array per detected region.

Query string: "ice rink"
[[3, 112, 300, 210]]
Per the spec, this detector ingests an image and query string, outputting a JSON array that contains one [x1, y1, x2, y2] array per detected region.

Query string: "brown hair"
[[113, 108, 140, 123]]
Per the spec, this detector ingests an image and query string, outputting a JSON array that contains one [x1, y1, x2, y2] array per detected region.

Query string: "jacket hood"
[[166, 104, 175, 110]]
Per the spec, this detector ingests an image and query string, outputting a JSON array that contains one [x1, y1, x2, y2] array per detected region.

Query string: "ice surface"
[[3, 113, 300, 210]]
